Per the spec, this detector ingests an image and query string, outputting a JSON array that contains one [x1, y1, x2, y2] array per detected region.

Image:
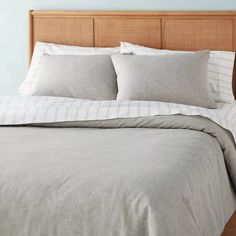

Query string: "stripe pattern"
[[0, 96, 236, 140], [120, 42, 236, 103]]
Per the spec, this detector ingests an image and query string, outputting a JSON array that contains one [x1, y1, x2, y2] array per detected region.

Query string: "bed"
[[1, 10, 236, 236]]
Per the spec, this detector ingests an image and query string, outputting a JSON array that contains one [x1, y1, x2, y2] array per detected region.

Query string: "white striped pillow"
[[19, 42, 120, 95], [121, 42, 235, 103]]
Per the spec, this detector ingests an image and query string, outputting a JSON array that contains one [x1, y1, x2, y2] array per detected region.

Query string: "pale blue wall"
[[1, 0, 236, 95]]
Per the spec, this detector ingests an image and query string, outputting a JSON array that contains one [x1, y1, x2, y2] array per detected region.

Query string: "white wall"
[[1, 0, 236, 95]]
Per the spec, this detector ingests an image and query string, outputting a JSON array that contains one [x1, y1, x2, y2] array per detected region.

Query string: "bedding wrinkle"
[[0, 96, 236, 139], [0, 97, 235, 235], [0, 125, 234, 236]]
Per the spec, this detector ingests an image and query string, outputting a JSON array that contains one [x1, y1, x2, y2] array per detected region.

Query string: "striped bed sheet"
[[208, 52, 235, 102], [0, 96, 236, 140]]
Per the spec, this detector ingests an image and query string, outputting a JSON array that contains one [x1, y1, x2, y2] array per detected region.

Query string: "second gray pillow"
[[111, 51, 216, 108]]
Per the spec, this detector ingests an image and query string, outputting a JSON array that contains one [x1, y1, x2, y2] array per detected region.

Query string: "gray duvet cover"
[[0, 115, 235, 236]]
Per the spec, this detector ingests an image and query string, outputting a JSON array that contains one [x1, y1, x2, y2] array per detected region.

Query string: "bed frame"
[[29, 10, 236, 99], [29, 10, 236, 234]]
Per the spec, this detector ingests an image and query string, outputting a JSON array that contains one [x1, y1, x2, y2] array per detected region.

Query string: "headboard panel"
[[29, 10, 236, 98], [94, 18, 161, 48], [33, 17, 94, 46], [162, 19, 234, 51]]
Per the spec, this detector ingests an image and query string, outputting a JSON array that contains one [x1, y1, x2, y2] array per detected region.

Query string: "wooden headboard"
[[29, 10, 236, 98]]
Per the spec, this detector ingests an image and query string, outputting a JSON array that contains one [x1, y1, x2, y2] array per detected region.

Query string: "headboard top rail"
[[31, 10, 236, 17]]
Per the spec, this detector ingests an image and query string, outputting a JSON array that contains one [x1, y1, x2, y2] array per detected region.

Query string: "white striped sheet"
[[217, 71, 234, 90], [0, 95, 222, 110], [108, 104, 120, 118], [219, 85, 235, 95], [217, 88, 232, 96], [19, 44, 46, 94], [209, 60, 234, 69], [94, 101, 102, 120], [208, 75, 218, 81], [218, 88, 233, 96], [114, 100, 121, 117], [207, 51, 234, 102], [208, 69, 233, 79], [218, 86, 234, 93], [218, 81, 233, 88], [43, 108, 57, 122], [44, 42, 120, 54], [208, 65, 232, 76], [218, 91, 234, 99], [208, 63, 234, 71], [208, 62, 234, 70], [209, 55, 235, 62], [219, 94, 235, 102], [86, 106, 99, 120], [0, 96, 236, 140], [2, 109, 15, 124], [95, 102, 107, 120], [226, 106, 236, 121], [129, 101, 140, 117], [215, 79, 233, 87]]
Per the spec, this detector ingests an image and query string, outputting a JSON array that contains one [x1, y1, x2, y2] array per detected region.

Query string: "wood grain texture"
[[162, 19, 233, 51], [28, 10, 34, 64], [29, 11, 236, 98], [32, 17, 94, 50], [222, 211, 236, 236], [95, 18, 161, 47]]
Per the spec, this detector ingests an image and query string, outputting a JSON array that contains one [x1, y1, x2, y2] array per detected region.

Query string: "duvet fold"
[[0, 96, 235, 236], [34, 115, 236, 191]]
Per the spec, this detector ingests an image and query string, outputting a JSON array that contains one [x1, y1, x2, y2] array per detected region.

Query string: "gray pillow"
[[31, 54, 117, 100], [111, 51, 217, 108]]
